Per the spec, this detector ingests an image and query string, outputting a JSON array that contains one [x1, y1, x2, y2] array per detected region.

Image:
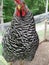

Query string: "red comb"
[[15, 0, 21, 4]]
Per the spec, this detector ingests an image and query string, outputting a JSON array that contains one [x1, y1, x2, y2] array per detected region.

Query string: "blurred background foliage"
[[0, 0, 1, 5], [3, 0, 49, 22], [25, 0, 46, 15], [3, 0, 15, 23]]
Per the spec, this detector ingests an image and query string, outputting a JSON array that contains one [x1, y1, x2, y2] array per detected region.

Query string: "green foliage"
[[48, 0, 49, 11], [3, 0, 15, 23], [25, 0, 46, 15], [0, 0, 1, 5]]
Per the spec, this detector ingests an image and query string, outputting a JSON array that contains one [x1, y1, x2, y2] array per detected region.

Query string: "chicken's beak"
[[17, 5, 21, 10]]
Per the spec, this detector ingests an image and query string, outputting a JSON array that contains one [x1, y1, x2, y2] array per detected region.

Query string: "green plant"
[[3, 0, 15, 23]]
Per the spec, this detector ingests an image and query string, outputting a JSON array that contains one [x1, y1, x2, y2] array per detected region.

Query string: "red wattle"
[[16, 10, 20, 17], [22, 10, 26, 16]]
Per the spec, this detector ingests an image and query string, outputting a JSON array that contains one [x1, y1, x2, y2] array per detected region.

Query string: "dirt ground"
[[12, 41, 49, 65], [30, 41, 49, 65]]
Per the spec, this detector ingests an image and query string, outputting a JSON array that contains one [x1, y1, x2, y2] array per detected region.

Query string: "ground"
[[30, 41, 49, 65]]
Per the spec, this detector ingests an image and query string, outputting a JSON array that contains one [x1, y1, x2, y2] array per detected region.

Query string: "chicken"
[[2, 0, 39, 64]]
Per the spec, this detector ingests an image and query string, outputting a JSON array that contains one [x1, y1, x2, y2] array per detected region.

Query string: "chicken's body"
[[2, 11, 39, 62]]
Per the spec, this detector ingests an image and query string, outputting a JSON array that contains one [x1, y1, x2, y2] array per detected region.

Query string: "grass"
[[0, 32, 3, 36], [0, 44, 2, 55], [0, 56, 8, 65], [0, 43, 9, 65], [0, 43, 8, 65]]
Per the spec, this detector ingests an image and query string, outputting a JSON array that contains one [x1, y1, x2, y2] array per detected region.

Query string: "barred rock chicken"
[[2, 0, 39, 65]]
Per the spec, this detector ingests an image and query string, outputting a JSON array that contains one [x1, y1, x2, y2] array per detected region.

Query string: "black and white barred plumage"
[[2, 11, 39, 62]]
